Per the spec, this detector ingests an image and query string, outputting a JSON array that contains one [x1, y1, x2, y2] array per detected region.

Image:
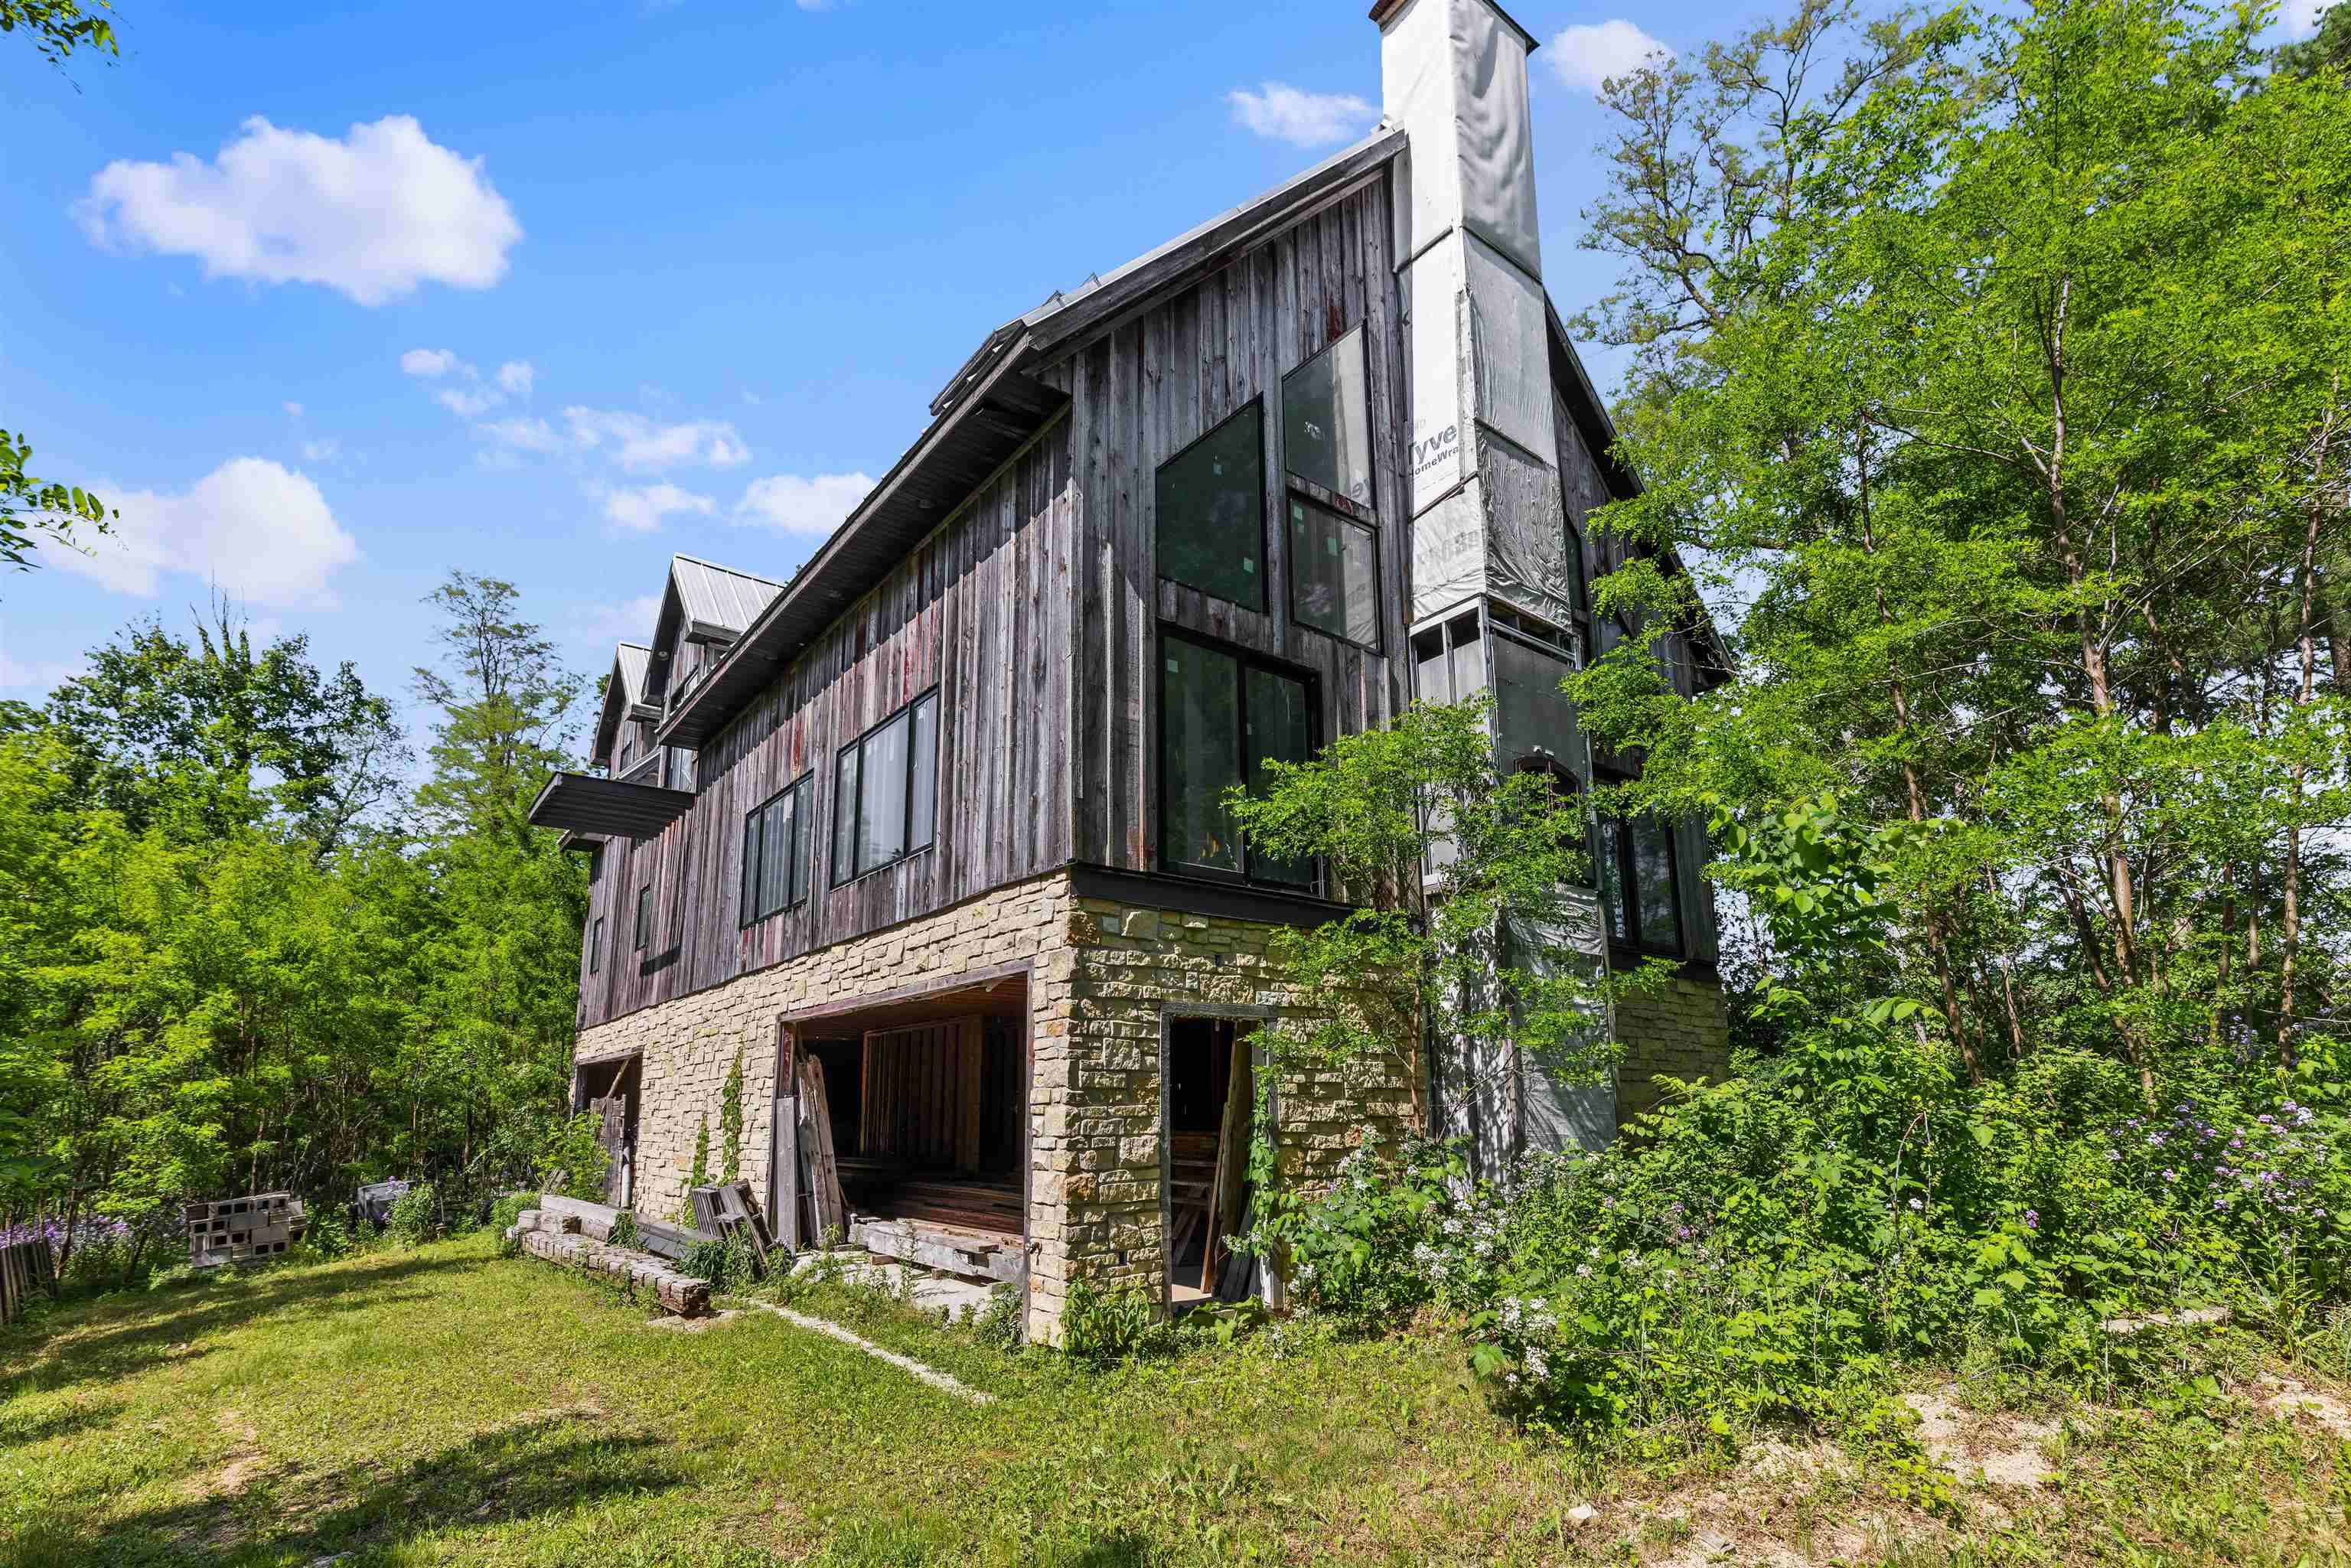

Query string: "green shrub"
[[1268, 1035, 2349, 1432], [1060, 1276, 1162, 1362], [971, 1285, 1024, 1350], [538, 1113, 611, 1202], [488, 1193, 529, 1257], [677, 1232, 761, 1293], [385, 1182, 438, 1247]]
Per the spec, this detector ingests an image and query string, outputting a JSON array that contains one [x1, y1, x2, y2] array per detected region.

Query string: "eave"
[[529, 772, 695, 840]]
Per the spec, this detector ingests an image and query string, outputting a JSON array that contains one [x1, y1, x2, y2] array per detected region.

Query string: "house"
[[529, 0, 1731, 1341]]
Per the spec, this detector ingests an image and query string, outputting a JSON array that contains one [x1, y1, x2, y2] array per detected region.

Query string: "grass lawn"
[[2, 1235, 2346, 1566]]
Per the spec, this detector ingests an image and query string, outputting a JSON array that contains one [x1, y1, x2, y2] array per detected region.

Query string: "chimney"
[[1376, 0, 1577, 630]]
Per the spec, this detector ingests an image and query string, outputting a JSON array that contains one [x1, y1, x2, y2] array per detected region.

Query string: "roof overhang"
[[529, 771, 694, 839], [658, 126, 1409, 755], [657, 350, 1070, 749]]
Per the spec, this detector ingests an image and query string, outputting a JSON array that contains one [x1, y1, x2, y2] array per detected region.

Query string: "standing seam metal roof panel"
[[670, 556, 784, 637]]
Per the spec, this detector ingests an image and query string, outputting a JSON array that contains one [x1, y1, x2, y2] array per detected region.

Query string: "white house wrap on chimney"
[[1379, 0, 1580, 628]]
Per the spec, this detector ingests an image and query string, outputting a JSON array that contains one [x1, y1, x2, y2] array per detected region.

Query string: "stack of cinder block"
[[505, 1198, 710, 1315], [186, 1192, 308, 1268]]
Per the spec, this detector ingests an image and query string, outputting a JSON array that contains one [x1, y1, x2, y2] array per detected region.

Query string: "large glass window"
[[740, 774, 814, 925], [1596, 808, 1682, 953], [1156, 403, 1265, 611], [832, 690, 940, 884], [1492, 628, 1583, 782], [1282, 328, 1373, 508], [1159, 631, 1315, 888], [1287, 495, 1380, 647]]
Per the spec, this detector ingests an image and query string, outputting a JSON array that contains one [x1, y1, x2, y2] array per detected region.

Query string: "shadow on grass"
[[0, 1250, 484, 1398], [0, 1397, 126, 1452], [3, 1406, 690, 1568]]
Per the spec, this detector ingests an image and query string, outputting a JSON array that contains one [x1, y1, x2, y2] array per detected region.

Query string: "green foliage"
[[1059, 1276, 1163, 1363], [970, 1284, 1024, 1350], [537, 1112, 611, 1202], [689, 1114, 712, 1208], [1225, 695, 1661, 1184], [608, 1209, 641, 1250], [488, 1193, 529, 1257], [0, 0, 119, 76], [720, 1050, 745, 1183], [0, 425, 111, 578], [678, 1232, 762, 1293], [385, 1183, 438, 1248]]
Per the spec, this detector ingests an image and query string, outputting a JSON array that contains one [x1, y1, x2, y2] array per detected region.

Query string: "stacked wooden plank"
[[185, 1192, 308, 1268], [0, 1237, 54, 1325]]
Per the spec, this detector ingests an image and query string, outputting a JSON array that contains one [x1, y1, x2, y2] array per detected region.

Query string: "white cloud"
[[1549, 20, 1672, 93], [41, 457, 360, 610], [496, 360, 534, 396], [1226, 83, 1376, 148], [0, 653, 88, 694], [302, 438, 340, 461], [2282, 0, 2325, 32], [401, 347, 461, 377], [592, 481, 716, 537], [437, 386, 500, 418], [574, 592, 664, 647], [735, 471, 874, 536], [282, 399, 305, 419], [563, 407, 749, 471], [479, 416, 562, 452], [75, 115, 523, 306]]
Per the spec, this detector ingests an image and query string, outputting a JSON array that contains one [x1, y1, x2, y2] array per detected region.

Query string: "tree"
[[412, 572, 584, 838], [0, 0, 118, 74], [2278, 1, 2350, 77], [43, 598, 406, 853], [1570, 0, 2351, 1101], [1226, 697, 1665, 1177], [1, 427, 111, 583]]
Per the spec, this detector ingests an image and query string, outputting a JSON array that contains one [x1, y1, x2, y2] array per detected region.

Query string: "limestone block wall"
[[571, 869, 1421, 1345], [1612, 974, 1733, 1125]]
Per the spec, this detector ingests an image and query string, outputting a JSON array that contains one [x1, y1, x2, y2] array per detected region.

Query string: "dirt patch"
[[643, 1309, 740, 1333], [1903, 1390, 2057, 1488], [204, 1407, 264, 1498], [2255, 1375, 2351, 1438]]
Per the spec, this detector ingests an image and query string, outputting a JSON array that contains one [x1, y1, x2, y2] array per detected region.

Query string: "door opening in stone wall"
[[1165, 1015, 1257, 1308], [576, 1055, 640, 1209], [788, 973, 1029, 1247]]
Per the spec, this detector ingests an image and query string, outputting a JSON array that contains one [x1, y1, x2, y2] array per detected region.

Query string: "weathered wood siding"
[[577, 428, 1078, 1031], [1043, 174, 1414, 872], [575, 170, 1417, 1032]]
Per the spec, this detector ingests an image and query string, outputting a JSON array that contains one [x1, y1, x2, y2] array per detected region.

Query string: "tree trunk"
[[2277, 379, 2341, 1067]]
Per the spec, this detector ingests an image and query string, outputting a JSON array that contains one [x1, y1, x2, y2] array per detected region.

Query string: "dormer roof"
[[590, 641, 658, 771]]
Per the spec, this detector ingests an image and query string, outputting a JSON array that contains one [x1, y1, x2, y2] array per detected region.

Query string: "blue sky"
[[2, 0, 2322, 741]]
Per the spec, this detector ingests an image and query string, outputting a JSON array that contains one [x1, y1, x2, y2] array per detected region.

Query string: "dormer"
[[590, 642, 659, 775], [646, 556, 786, 717]]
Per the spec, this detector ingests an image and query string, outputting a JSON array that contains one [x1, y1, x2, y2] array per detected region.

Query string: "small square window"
[[1156, 403, 1266, 611], [1287, 495, 1380, 647]]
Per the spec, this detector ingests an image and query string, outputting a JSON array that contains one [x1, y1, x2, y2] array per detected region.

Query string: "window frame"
[[1283, 489, 1384, 653], [1154, 624, 1322, 892], [633, 884, 653, 951], [588, 915, 605, 976], [1154, 398, 1270, 614], [830, 688, 941, 887], [1280, 326, 1376, 511], [739, 771, 815, 927], [1593, 770, 1684, 957]]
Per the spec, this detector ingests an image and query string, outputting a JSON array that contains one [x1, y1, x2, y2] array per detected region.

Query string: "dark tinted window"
[[634, 885, 653, 950], [1156, 403, 1265, 611], [1287, 495, 1380, 647], [1159, 631, 1316, 888], [833, 691, 940, 884], [1282, 328, 1373, 507], [1492, 631, 1582, 781], [741, 775, 813, 924]]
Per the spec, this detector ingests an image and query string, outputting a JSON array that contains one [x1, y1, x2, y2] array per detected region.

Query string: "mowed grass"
[[0, 1235, 2343, 1566]]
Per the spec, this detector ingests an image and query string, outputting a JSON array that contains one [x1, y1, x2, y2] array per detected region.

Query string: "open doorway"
[[1165, 1016, 1257, 1309], [576, 1055, 640, 1208]]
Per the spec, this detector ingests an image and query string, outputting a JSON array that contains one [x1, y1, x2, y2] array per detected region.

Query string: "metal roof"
[[591, 641, 659, 770], [670, 556, 784, 637], [528, 771, 695, 840]]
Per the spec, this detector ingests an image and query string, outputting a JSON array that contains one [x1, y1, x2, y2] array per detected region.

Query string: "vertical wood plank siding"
[[1052, 178, 1410, 873], [576, 174, 1412, 1032]]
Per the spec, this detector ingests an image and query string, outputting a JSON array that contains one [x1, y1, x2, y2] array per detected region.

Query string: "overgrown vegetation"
[[0, 575, 592, 1296], [1251, 0, 2351, 1436]]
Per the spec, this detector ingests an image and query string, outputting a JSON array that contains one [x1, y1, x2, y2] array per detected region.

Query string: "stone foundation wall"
[[1613, 974, 1733, 1125], [571, 869, 1420, 1345]]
